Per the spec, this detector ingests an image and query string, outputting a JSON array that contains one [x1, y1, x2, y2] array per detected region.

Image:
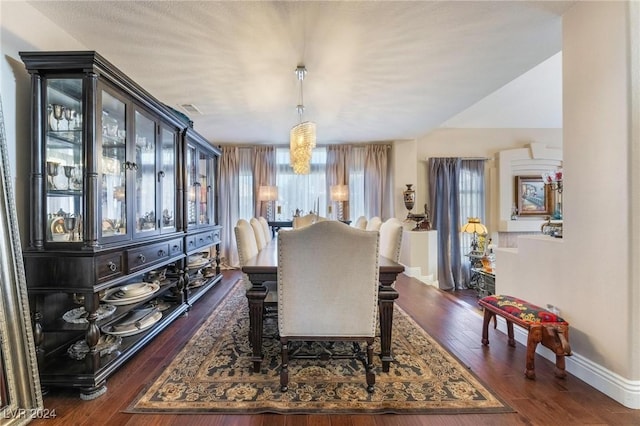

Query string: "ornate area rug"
[[127, 280, 512, 414]]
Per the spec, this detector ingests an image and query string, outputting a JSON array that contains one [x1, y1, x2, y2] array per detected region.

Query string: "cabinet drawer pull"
[[107, 261, 117, 272], [207, 235, 212, 240], [172, 244, 179, 251], [189, 240, 195, 247], [137, 254, 146, 263], [198, 238, 204, 243], [157, 249, 166, 257]]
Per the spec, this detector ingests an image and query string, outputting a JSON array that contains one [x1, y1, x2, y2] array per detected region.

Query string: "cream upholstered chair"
[[250, 217, 267, 249], [235, 219, 277, 310], [379, 218, 404, 262], [234, 219, 259, 269], [366, 216, 382, 231], [258, 216, 272, 243], [292, 213, 316, 229], [354, 215, 368, 230], [277, 221, 380, 393]]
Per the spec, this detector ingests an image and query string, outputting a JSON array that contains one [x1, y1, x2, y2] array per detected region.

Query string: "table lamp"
[[258, 185, 278, 221], [330, 185, 349, 221], [461, 217, 488, 252]]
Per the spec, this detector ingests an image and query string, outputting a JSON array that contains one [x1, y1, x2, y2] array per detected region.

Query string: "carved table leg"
[[378, 284, 399, 372], [246, 283, 268, 373]]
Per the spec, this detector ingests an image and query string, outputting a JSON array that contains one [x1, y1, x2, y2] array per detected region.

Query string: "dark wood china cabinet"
[[19, 51, 222, 399]]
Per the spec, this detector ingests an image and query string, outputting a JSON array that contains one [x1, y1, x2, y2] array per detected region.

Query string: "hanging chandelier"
[[290, 65, 316, 174]]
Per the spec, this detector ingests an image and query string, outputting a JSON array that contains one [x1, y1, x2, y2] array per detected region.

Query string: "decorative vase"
[[403, 184, 415, 212]]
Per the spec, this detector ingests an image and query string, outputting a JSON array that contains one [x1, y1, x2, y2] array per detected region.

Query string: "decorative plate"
[[62, 304, 116, 324], [101, 282, 160, 306], [50, 217, 65, 235], [67, 334, 122, 360], [101, 309, 162, 337], [187, 258, 209, 269]]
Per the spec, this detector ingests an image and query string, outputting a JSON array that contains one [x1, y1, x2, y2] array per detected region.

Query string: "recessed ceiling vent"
[[180, 104, 202, 115]]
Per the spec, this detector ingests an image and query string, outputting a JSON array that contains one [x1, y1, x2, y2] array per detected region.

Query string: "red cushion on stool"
[[480, 295, 568, 325]]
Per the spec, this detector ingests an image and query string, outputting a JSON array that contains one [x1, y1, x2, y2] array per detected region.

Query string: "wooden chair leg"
[[481, 309, 494, 345], [365, 338, 375, 393], [280, 339, 289, 392]]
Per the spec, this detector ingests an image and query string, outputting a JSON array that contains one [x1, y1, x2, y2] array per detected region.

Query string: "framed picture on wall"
[[515, 175, 552, 216]]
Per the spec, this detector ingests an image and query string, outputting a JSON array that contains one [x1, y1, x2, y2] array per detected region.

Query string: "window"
[[275, 147, 327, 218]]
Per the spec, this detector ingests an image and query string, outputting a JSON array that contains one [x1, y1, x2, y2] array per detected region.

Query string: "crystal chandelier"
[[290, 65, 316, 174]]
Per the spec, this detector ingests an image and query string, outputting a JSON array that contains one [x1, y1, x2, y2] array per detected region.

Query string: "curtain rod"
[[461, 157, 489, 161]]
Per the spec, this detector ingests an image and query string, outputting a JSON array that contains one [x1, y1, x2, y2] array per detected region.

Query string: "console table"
[[471, 268, 495, 298]]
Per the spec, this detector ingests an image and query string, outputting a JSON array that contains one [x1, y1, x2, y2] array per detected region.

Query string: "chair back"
[[379, 218, 404, 262], [258, 216, 272, 243], [354, 216, 368, 229], [278, 221, 380, 337], [250, 217, 267, 249], [234, 219, 259, 266], [292, 213, 316, 229], [366, 216, 382, 231]]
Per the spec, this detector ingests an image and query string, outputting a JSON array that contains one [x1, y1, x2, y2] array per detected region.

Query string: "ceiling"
[[26, 1, 574, 145]]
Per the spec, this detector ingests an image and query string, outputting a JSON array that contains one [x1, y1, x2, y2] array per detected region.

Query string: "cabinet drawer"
[[195, 231, 215, 249], [96, 253, 125, 283], [127, 241, 171, 273], [185, 235, 197, 252], [168, 239, 183, 256]]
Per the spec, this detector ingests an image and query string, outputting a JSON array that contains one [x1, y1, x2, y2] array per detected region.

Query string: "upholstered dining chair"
[[366, 216, 382, 231], [277, 221, 380, 393], [235, 219, 277, 316], [250, 217, 267, 249], [258, 216, 273, 243], [292, 213, 316, 229], [354, 215, 368, 229], [379, 218, 404, 262], [234, 219, 259, 270]]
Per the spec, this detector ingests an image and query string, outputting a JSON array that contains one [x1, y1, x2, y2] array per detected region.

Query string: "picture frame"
[[0, 98, 44, 424], [515, 175, 552, 216]]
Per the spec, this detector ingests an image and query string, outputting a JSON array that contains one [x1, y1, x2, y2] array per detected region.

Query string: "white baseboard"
[[493, 318, 640, 409]]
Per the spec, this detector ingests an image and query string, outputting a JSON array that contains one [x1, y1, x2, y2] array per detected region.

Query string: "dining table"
[[241, 237, 405, 373]]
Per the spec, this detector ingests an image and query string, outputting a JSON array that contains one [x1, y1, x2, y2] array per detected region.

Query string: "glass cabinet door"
[[160, 126, 176, 232], [133, 110, 157, 235], [45, 78, 83, 243], [198, 152, 213, 226], [100, 90, 127, 239], [186, 144, 197, 227]]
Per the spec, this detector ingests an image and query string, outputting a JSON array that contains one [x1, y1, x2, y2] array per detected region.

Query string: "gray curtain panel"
[[428, 157, 462, 291]]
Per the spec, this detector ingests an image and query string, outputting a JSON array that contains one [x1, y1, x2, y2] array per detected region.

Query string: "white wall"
[[496, 1, 640, 408]]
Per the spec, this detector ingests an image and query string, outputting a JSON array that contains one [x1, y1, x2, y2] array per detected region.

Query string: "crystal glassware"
[[52, 104, 64, 131], [46, 161, 60, 190], [63, 165, 75, 190]]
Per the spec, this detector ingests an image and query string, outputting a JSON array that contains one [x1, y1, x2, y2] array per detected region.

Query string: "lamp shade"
[[330, 184, 349, 202], [258, 185, 278, 201], [461, 217, 487, 235]]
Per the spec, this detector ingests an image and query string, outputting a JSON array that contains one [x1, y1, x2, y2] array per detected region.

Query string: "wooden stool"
[[478, 294, 572, 379]]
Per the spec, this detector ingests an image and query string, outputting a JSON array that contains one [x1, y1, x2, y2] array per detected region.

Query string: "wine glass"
[[46, 161, 59, 190], [63, 165, 75, 190], [52, 104, 64, 131], [64, 215, 77, 242], [64, 108, 76, 131]]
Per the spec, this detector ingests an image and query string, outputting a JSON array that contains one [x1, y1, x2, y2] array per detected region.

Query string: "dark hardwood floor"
[[31, 270, 639, 425]]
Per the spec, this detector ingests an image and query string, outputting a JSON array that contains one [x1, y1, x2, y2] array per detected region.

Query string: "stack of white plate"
[[102, 282, 160, 306], [101, 306, 162, 337]]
